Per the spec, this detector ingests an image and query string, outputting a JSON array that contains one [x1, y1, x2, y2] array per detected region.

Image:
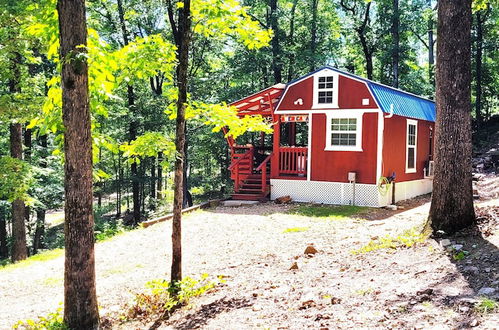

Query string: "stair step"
[[231, 193, 267, 200]]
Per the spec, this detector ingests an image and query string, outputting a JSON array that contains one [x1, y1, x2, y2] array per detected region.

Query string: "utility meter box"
[[348, 172, 356, 182]]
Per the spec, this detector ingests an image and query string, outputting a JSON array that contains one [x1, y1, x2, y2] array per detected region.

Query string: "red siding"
[[382, 114, 435, 182], [310, 113, 378, 184], [277, 73, 378, 111], [277, 77, 314, 110], [338, 76, 377, 109]]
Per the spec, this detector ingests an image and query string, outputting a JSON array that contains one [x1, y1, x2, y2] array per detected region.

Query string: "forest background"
[[0, 0, 497, 262]]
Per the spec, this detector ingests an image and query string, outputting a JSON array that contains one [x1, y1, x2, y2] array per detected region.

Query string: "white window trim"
[[325, 112, 363, 152], [312, 71, 339, 109], [406, 119, 418, 173]]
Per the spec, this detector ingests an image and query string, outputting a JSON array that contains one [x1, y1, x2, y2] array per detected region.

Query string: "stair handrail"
[[228, 147, 253, 171], [255, 153, 273, 171], [256, 153, 273, 193]]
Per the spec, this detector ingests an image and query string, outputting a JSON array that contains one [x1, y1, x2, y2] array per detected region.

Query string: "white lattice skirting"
[[270, 178, 433, 207]]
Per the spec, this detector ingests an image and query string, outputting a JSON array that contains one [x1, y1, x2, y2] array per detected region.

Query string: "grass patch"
[[475, 297, 498, 314], [288, 204, 367, 220], [14, 306, 67, 329], [123, 274, 223, 322], [0, 248, 64, 271], [352, 227, 427, 254], [283, 227, 309, 233]]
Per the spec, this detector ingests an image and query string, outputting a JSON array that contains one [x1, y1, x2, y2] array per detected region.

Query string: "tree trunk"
[[474, 11, 484, 126], [0, 208, 8, 259], [151, 157, 156, 199], [10, 123, 27, 262], [57, 0, 99, 327], [170, 0, 192, 285], [9, 51, 27, 262], [310, 0, 319, 72], [33, 134, 48, 254], [269, 0, 282, 83], [287, 0, 298, 81], [391, 0, 400, 88], [427, 0, 475, 235], [182, 130, 193, 208], [117, 0, 140, 225], [428, 0, 435, 87], [32, 210, 45, 254], [157, 152, 163, 200]]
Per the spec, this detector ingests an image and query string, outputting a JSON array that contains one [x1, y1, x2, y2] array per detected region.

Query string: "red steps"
[[231, 173, 270, 201]]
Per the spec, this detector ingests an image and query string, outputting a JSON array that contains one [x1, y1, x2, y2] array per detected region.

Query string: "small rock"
[[452, 244, 464, 251], [252, 292, 258, 297], [275, 195, 292, 204], [330, 297, 342, 305], [289, 262, 299, 270], [459, 306, 470, 313], [440, 239, 452, 247], [477, 287, 496, 295], [252, 305, 263, 312], [385, 204, 397, 210], [463, 266, 479, 274], [485, 267, 491, 273], [469, 319, 479, 327], [304, 245, 318, 255], [301, 299, 316, 309]]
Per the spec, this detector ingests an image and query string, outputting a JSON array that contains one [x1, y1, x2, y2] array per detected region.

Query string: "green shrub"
[[475, 297, 498, 314], [352, 227, 427, 254], [125, 274, 223, 321], [13, 306, 67, 330]]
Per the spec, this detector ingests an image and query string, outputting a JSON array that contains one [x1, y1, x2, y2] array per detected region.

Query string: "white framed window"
[[312, 71, 339, 109], [406, 119, 418, 173], [325, 112, 363, 152]]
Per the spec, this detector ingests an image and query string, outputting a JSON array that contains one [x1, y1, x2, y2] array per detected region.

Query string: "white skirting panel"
[[270, 178, 433, 207], [392, 179, 433, 203]]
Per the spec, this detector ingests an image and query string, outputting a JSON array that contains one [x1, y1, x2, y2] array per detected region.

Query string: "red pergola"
[[230, 83, 286, 117]]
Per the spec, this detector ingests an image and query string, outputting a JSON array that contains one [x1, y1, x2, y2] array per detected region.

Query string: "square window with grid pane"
[[317, 76, 335, 104], [331, 118, 357, 147]]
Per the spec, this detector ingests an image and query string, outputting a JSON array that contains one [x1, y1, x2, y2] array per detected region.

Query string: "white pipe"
[[385, 104, 394, 118]]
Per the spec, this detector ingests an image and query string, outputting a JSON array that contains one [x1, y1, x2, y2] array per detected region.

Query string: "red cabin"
[[225, 67, 436, 207]]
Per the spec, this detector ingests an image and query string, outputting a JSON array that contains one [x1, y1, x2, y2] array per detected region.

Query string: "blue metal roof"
[[367, 83, 436, 122], [282, 66, 436, 122]]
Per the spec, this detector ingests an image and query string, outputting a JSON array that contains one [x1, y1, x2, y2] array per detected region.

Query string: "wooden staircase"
[[231, 173, 270, 200]]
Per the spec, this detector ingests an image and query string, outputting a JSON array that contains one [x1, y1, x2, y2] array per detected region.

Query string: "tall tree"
[[168, 0, 192, 284], [391, 0, 400, 87], [427, 0, 475, 235], [269, 0, 282, 83], [117, 0, 141, 225], [310, 0, 319, 71], [9, 53, 27, 261], [57, 0, 99, 327]]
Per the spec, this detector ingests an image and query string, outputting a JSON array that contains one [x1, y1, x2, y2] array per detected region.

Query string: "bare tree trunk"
[[287, 0, 298, 81], [33, 134, 48, 254], [9, 52, 27, 262], [391, 0, 400, 88], [151, 157, 156, 199], [269, 0, 282, 83], [474, 11, 484, 126], [10, 123, 27, 262], [428, 0, 435, 87], [427, 0, 475, 235], [169, 0, 192, 285], [0, 208, 8, 259], [117, 0, 141, 225], [57, 0, 99, 327], [310, 0, 319, 72], [157, 152, 163, 200]]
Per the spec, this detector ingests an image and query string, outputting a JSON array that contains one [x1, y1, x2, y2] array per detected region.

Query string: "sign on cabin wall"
[[281, 115, 308, 122]]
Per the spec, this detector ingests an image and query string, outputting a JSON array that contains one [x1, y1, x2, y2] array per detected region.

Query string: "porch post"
[[271, 114, 280, 179]]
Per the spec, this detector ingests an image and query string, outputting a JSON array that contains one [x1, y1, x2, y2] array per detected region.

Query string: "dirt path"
[[1, 200, 498, 329]]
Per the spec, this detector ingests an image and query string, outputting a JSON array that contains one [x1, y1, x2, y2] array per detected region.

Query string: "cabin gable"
[[275, 68, 378, 112]]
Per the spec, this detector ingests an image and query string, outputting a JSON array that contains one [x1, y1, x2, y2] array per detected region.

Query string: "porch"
[[224, 84, 310, 200]]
